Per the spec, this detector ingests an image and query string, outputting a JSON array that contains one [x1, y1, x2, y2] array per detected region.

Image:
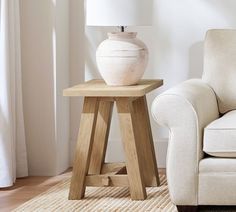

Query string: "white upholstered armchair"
[[152, 29, 236, 211]]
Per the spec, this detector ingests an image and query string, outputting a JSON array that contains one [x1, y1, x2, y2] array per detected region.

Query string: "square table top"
[[63, 79, 163, 97]]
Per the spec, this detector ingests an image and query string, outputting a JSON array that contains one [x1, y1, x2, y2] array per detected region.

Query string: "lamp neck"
[[121, 26, 125, 32]]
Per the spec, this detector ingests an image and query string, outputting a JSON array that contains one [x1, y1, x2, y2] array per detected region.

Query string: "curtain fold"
[[0, 0, 28, 187]]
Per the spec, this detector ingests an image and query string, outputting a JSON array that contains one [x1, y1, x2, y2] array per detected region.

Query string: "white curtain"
[[0, 0, 28, 187]]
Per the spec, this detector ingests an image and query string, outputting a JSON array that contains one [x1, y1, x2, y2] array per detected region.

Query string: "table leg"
[[132, 96, 160, 186], [116, 98, 147, 200], [89, 100, 114, 174], [69, 97, 98, 200]]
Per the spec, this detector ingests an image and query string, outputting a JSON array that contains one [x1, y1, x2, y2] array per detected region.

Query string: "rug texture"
[[14, 174, 177, 212]]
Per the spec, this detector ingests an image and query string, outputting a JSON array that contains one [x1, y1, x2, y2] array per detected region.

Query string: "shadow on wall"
[[188, 41, 204, 79], [85, 35, 101, 79], [85, 27, 113, 79]]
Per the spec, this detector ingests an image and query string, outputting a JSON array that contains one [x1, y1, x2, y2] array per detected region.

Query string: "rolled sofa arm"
[[151, 79, 219, 205]]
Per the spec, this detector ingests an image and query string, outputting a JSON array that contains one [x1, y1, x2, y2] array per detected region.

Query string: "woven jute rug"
[[13, 174, 177, 212]]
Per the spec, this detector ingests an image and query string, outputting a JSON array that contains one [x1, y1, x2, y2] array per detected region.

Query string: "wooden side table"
[[63, 79, 163, 200]]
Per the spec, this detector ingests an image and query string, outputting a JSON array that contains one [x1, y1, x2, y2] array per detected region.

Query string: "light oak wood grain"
[[116, 98, 147, 200], [63, 79, 163, 97], [86, 175, 129, 187], [132, 96, 160, 186], [89, 100, 114, 175], [66, 79, 163, 201], [101, 163, 126, 174], [69, 97, 99, 200]]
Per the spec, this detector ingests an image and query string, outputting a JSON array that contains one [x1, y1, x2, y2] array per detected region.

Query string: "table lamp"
[[86, 0, 153, 86]]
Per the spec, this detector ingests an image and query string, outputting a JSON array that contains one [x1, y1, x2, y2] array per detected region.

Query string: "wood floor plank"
[[0, 170, 72, 212]]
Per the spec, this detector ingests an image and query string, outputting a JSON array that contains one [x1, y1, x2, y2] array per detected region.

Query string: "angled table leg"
[[89, 100, 114, 175], [132, 96, 160, 186], [69, 97, 99, 200], [116, 97, 147, 200]]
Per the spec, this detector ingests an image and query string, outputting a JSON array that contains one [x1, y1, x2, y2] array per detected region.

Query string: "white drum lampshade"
[[86, 0, 153, 26], [86, 0, 153, 86]]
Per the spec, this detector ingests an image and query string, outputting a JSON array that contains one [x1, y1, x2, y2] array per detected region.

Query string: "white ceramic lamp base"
[[96, 32, 148, 86]]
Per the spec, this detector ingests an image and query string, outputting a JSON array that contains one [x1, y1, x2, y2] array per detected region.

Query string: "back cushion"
[[202, 29, 236, 114]]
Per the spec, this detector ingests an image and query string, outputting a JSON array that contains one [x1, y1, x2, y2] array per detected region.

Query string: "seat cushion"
[[199, 158, 236, 205], [202, 29, 236, 114], [203, 110, 236, 157]]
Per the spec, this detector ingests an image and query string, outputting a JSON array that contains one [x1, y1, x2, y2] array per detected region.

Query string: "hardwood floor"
[[0, 169, 165, 211], [0, 170, 72, 211]]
